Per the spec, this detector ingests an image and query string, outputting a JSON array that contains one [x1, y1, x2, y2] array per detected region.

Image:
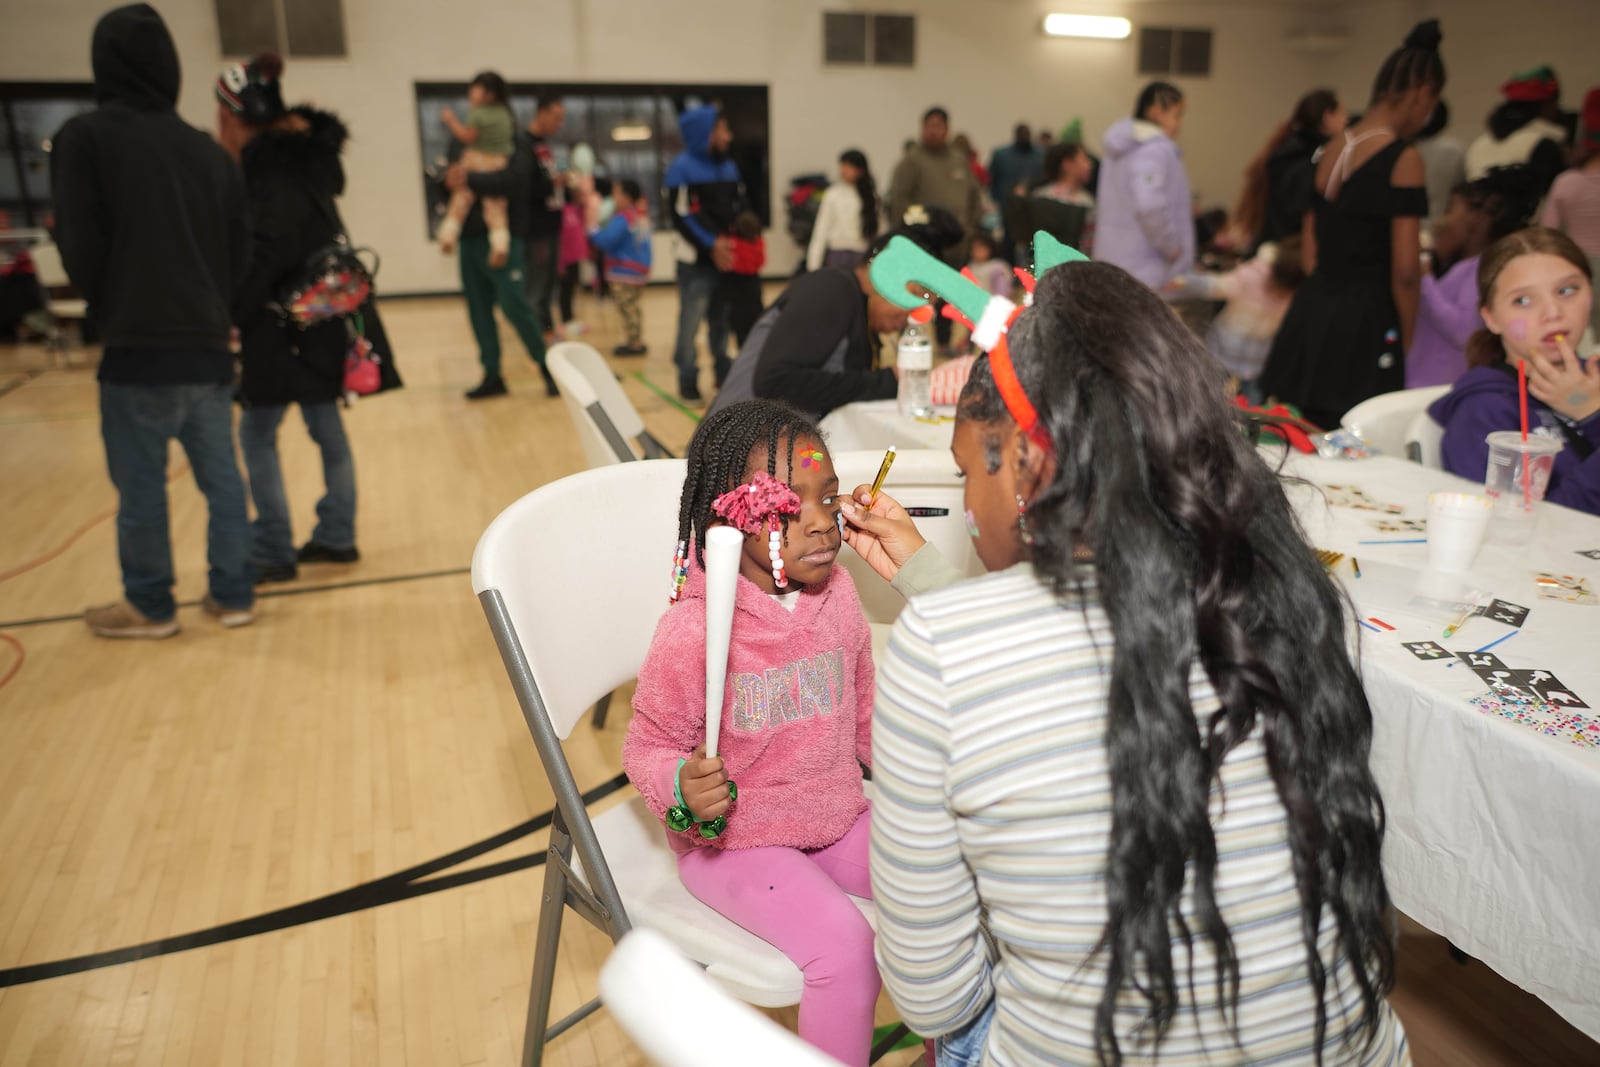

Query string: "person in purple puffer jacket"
[[1095, 82, 1195, 290], [1427, 227, 1600, 514], [1408, 165, 1540, 387]]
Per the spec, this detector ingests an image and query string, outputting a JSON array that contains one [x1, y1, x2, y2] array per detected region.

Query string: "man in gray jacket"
[[889, 106, 981, 346], [888, 107, 982, 258]]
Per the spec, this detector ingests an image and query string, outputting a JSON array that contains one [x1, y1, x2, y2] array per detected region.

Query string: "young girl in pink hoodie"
[[622, 399, 879, 1065]]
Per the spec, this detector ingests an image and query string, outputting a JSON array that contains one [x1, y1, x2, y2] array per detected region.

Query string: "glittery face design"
[[964, 508, 981, 538]]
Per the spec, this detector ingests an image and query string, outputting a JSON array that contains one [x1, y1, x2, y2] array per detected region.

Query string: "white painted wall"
[[5, 0, 1595, 295]]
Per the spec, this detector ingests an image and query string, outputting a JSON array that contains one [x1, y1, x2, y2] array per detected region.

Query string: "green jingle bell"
[[726, 780, 738, 803], [698, 815, 728, 839], [666, 805, 694, 833]]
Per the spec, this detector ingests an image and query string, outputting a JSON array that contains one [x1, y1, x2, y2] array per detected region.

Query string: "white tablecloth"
[[1277, 448, 1600, 1039], [820, 400, 956, 453]]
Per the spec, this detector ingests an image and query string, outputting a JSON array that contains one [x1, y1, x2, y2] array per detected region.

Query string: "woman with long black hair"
[[805, 149, 881, 272], [843, 260, 1406, 1064], [1234, 88, 1348, 249]]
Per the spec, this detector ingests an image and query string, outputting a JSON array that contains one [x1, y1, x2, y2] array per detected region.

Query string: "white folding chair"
[[600, 929, 840, 1067], [473, 460, 893, 1066], [1340, 385, 1450, 457], [546, 342, 672, 467], [27, 240, 88, 360], [1405, 408, 1446, 468]]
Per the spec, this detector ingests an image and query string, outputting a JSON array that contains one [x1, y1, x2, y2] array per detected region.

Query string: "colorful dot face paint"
[[964, 508, 981, 538]]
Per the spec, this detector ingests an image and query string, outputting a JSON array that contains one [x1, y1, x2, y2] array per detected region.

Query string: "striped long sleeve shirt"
[[871, 563, 1410, 1066]]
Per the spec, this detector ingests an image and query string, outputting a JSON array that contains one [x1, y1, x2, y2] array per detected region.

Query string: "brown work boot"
[[85, 600, 181, 639]]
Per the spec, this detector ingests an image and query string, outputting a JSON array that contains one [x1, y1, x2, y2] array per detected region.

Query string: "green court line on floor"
[[629, 371, 701, 422]]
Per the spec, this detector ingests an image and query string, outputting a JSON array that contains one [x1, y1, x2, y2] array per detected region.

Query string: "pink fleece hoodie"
[[622, 559, 874, 854]]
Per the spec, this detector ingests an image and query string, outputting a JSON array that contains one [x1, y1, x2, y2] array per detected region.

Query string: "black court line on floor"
[[0, 771, 631, 987], [0, 565, 473, 630], [0, 368, 44, 401]]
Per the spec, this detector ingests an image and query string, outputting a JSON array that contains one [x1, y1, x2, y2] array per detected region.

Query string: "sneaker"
[[540, 366, 560, 398], [254, 561, 298, 585], [680, 386, 705, 406], [85, 600, 180, 639], [297, 541, 360, 564], [202, 595, 255, 628], [465, 376, 508, 400], [563, 321, 588, 337], [612, 343, 648, 357]]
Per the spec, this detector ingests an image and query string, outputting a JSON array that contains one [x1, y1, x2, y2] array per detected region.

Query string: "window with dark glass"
[[0, 84, 97, 230]]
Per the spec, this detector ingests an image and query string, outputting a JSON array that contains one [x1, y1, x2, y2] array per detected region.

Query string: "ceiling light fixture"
[[611, 124, 652, 142], [1042, 14, 1132, 39]]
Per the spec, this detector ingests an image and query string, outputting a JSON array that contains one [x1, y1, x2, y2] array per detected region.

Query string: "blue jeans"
[[672, 260, 732, 396], [934, 1001, 995, 1067], [238, 402, 356, 565], [99, 382, 254, 618]]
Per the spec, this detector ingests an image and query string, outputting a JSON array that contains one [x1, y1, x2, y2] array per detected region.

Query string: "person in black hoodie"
[[216, 53, 398, 583], [53, 2, 255, 638]]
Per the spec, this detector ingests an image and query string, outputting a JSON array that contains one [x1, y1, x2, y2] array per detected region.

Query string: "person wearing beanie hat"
[[1466, 64, 1569, 192], [52, 3, 257, 638], [216, 52, 400, 583], [1540, 86, 1600, 338]]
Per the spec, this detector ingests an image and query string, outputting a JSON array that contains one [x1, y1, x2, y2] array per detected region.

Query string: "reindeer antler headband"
[[870, 232, 1088, 453]]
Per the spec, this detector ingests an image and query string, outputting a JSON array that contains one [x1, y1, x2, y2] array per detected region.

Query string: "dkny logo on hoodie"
[[730, 648, 847, 731]]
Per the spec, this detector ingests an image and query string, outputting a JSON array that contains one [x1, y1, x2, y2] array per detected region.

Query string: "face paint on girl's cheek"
[[836, 511, 845, 536], [965, 508, 981, 538], [1507, 319, 1531, 343]]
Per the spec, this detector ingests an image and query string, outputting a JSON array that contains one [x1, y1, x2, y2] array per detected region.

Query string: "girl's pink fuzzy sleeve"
[[854, 614, 875, 770], [621, 607, 706, 820]]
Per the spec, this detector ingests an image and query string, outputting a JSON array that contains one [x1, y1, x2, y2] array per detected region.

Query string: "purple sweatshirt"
[[1094, 118, 1195, 289], [622, 559, 875, 854], [1406, 254, 1479, 388], [1428, 365, 1600, 515]]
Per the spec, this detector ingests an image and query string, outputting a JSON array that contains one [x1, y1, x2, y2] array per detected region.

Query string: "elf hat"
[[1500, 65, 1559, 104]]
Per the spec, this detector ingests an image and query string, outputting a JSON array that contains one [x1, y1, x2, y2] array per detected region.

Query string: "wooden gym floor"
[[0, 287, 1595, 1066]]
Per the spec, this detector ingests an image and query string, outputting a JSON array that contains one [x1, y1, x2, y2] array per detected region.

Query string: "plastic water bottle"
[[896, 322, 933, 417]]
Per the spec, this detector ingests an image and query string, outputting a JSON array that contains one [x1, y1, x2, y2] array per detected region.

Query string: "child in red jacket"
[[715, 210, 766, 349], [622, 399, 879, 1065]]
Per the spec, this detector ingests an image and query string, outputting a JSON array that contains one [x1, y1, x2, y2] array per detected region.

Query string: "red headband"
[[987, 307, 1052, 454]]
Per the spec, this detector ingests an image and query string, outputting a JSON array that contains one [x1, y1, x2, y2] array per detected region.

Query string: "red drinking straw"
[[1517, 360, 1531, 509]]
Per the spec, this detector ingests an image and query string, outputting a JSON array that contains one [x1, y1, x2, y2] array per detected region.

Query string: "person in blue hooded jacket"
[[664, 104, 746, 402]]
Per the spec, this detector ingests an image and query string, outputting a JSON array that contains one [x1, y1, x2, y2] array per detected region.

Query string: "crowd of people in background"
[[40, 2, 1600, 607]]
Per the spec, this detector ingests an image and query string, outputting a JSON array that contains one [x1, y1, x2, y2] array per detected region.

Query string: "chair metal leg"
[[589, 690, 612, 730], [870, 1022, 912, 1063], [521, 817, 575, 1067]]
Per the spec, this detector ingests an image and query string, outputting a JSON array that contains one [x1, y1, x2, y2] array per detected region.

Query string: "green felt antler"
[[868, 236, 995, 324], [1031, 232, 1090, 275]]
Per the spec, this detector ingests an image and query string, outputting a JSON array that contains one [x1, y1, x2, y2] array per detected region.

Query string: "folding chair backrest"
[[472, 459, 687, 738], [1405, 408, 1446, 469], [28, 241, 70, 289], [1341, 385, 1449, 458], [547, 342, 647, 467]]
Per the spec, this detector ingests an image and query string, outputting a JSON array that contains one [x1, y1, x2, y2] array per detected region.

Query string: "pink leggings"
[[677, 808, 880, 1066]]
